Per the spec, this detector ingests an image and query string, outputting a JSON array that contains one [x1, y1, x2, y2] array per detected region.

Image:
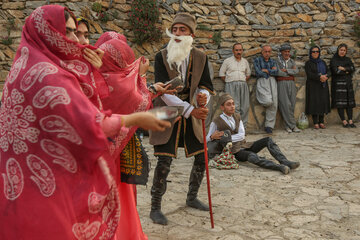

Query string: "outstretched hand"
[[124, 112, 171, 131], [153, 82, 178, 95]]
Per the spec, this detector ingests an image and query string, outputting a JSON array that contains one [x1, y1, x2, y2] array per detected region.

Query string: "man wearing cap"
[[149, 12, 214, 225], [219, 43, 251, 128], [254, 45, 278, 134], [206, 94, 300, 174], [276, 43, 301, 133]]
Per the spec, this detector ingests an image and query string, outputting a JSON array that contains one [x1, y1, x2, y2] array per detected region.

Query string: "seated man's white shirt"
[[219, 56, 251, 82], [206, 113, 245, 142]]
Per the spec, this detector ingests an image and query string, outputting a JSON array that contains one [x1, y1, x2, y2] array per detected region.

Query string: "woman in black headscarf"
[[305, 46, 330, 129], [330, 43, 356, 128]]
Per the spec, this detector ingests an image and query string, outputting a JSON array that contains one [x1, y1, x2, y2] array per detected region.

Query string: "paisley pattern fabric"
[[97, 38, 151, 165], [96, 35, 151, 240], [0, 5, 120, 240]]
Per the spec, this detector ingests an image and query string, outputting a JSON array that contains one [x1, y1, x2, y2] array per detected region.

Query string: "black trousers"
[[233, 137, 287, 171], [234, 137, 271, 161], [311, 114, 324, 124], [150, 153, 206, 210], [337, 107, 353, 121]]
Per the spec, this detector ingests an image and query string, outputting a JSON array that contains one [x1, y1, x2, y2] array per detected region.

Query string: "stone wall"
[[1, 0, 360, 130]]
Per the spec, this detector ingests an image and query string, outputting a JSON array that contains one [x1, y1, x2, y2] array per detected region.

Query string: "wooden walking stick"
[[202, 116, 214, 228], [199, 94, 214, 228]]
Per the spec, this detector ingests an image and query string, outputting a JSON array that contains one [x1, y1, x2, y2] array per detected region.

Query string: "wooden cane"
[[201, 109, 214, 228]]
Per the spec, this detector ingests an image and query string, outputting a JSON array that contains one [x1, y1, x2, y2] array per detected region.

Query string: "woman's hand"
[[153, 82, 178, 95], [320, 75, 328, 82], [139, 57, 149, 76], [123, 112, 171, 131], [338, 66, 346, 71], [83, 48, 104, 69], [101, 112, 171, 137]]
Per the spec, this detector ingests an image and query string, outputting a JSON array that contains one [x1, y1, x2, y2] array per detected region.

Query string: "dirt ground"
[[136, 125, 360, 240]]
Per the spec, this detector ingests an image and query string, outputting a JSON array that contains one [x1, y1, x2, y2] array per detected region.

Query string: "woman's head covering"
[[309, 45, 321, 60], [95, 31, 128, 48], [309, 45, 327, 76], [76, 16, 90, 30], [97, 38, 151, 155], [0, 5, 120, 239], [333, 43, 348, 58]]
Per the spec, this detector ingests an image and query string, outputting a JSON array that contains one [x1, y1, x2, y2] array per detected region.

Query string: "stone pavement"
[[136, 125, 360, 240]]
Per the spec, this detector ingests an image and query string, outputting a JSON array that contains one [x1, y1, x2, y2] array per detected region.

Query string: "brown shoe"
[[314, 124, 319, 129], [319, 123, 326, 129]]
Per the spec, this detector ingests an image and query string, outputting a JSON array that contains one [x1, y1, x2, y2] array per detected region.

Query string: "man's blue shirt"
[[253, 56, 278, 79]]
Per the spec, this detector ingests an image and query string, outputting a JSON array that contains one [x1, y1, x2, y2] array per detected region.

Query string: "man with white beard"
[[149, 12, 214, 225]]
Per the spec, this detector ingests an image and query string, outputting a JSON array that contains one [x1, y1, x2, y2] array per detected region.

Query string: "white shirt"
[[161, 55, 210, 118], [219, 56, 251, 82], [206, 113, 245, 143]]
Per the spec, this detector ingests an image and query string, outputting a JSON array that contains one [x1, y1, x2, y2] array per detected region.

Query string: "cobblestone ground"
[[136, 125, 360, 240]]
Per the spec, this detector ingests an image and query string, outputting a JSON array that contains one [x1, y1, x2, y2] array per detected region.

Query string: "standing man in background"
[[275, 43, 301, 133], [219, 43, 251, 128], [253, 45, 278, 134]]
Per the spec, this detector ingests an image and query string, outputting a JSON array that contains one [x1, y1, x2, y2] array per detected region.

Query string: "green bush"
[[129, 0, 161, 44]]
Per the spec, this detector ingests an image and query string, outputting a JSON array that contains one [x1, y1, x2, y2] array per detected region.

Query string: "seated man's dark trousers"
[[208, 135, 299, 174], [234, 137, 299, 173]]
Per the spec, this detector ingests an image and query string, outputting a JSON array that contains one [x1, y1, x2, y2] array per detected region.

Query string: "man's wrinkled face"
[[221, 99, 235, 115], [172, 23, 192, 42], [281, 50, 291, 60], [65, 17, 79, 43], [76, 22, 89, 45], [233, 44, 243, 59], [262, 46, 272, 60]]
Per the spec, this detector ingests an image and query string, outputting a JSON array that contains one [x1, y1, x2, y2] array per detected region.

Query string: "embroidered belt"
[[276, 76, 295, 81]]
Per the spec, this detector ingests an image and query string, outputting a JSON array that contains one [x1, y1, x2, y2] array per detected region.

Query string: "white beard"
[[166, 29, 193, 71]]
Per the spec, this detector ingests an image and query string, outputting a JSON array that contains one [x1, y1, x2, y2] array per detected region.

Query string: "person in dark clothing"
[[330, 43, 356, 128], [148, 12, 214, 225], [305, 46, 330, 129]]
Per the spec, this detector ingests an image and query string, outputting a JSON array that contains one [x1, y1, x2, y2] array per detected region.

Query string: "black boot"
[[186, 154, 209, 211], [150, 156, 172, 225], [267, 138, 300, 169], [247, 153, 290, 175]]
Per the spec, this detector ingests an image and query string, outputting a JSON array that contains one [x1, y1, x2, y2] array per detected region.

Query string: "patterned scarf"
[[96, 38, 152, 185], [0, 5, 121, 240]]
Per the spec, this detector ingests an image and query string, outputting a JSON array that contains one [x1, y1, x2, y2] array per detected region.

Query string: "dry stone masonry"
[[1, 0, 360, 130]]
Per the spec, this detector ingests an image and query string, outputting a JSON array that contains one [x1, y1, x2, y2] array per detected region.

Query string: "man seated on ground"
[[206, 94, 300, 174]]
